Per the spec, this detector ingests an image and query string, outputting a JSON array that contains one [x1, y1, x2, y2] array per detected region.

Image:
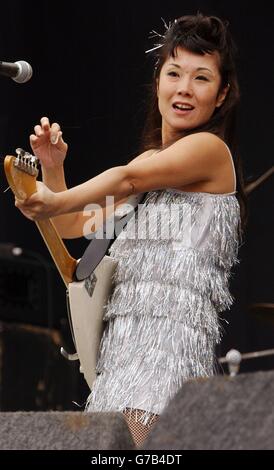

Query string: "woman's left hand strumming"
[[15, 181, 61, 220]]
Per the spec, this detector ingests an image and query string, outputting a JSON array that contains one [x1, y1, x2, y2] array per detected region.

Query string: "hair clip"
[[145, 17, 175, 54]]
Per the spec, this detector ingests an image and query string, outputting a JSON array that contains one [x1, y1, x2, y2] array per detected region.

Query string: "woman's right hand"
[[30, 116, 68, 169]]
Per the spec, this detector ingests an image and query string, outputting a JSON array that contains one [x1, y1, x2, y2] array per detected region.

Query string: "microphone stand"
[[245, 165, 274, 194], [219, 348, 274, 376]]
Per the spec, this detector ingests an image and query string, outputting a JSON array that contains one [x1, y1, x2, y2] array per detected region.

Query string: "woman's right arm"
[[31, 117, 155, 239]]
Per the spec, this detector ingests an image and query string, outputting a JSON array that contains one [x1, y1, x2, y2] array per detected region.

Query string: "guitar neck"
[[35, 219, 77, 287], [4, 154, 77, 286]]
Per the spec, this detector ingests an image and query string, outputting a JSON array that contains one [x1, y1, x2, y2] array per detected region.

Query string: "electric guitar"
[[4, 148, 120, 390]]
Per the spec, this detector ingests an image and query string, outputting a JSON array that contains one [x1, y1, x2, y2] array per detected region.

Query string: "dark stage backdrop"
[[0, 0, 273, 409]]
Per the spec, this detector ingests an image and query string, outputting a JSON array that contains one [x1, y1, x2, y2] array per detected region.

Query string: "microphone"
[[0, 60, 33, 83]]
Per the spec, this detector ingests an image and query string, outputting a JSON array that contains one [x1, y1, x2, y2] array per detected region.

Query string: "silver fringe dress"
[[86, 188, 241, 424]]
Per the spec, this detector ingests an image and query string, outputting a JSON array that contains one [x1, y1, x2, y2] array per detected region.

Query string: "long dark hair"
[[141, 13, 247, 232]]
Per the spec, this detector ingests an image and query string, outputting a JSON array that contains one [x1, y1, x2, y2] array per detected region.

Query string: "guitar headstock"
[[4, 148, 40, 200]]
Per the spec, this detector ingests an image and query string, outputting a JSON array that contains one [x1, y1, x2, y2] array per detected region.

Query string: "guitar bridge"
[[14, 148, 39, 177]]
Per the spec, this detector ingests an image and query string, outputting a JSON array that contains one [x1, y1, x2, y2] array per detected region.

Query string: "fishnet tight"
[[123, 408, 159, 448]]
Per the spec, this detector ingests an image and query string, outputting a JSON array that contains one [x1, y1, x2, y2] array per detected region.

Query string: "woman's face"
[[157, 47, 228, 143]]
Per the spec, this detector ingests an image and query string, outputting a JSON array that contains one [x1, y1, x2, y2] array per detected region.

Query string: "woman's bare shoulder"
[[179, 132, 230, 159]]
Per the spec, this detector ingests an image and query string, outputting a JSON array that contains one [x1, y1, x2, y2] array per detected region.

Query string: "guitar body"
[[68, 255, 117, 390]]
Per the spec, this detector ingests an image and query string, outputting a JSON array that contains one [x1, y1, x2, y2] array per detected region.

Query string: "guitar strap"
[[75, 192, 147, 281]]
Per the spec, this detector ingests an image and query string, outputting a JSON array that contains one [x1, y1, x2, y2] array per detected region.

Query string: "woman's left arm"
[[15, 132, 227, 220]]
